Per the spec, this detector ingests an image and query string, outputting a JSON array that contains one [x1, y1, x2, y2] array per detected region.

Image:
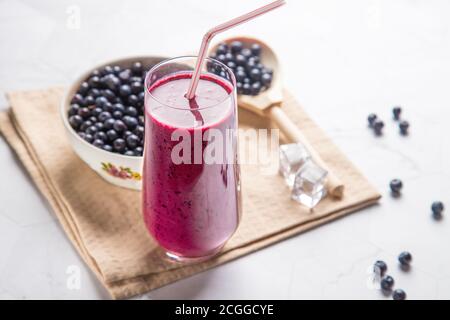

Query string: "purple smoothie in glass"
[[143, 70, 240, 260]]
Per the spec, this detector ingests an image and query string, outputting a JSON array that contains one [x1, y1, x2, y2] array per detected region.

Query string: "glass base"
[[164, 244, 225, 263]]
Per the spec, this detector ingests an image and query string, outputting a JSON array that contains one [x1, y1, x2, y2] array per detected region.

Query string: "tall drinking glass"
[[143, 56, 241, 261]]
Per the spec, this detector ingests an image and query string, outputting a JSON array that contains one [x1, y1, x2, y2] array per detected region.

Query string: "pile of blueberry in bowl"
[[61, 56, 167, 190], [208, 40, 273, 96]]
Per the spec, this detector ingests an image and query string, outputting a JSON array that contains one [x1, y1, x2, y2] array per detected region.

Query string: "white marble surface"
[[1, 0, 449, 300]]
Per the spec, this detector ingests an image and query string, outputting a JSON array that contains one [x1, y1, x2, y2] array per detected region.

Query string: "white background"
[[0, 0, 449, 299]]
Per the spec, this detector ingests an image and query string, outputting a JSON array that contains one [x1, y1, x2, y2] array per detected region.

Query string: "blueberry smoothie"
[[143, 70, 241, 259]]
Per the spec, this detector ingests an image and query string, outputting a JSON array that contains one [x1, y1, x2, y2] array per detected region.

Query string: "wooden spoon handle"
[[267, 105, 344, 198]]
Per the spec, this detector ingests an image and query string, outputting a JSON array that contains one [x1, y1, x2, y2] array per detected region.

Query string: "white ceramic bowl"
[[61, 56, 167, 190]]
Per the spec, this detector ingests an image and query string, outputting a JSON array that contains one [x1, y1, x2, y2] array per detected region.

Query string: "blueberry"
[[261, 73, 272, 86], [102, 144, 113, 152], [113, 138, 126, 153], [250, 55, 260, 64], [68, 115, 83, 130], [249, 68, 261, 81], [242, 83, 251, 95], [132, 62, 143, 75], [138, 91, 145, 103], [124, 106, 138, 117], [243, 77, 251, 84], [88, 88, 101, 98], [134, 125, 144, 138], [124, 150, 135, 156], [250, 43, 262, 56], [246, 59, 257, 72], [83, 133, 93, 143], [123, 130, 133, 138], [374, 260, 387, 276], [113, 65, 121, 75], [78, 107, 90, 119], [131, 81, 142, 94], [113, 103, 125, 113], [236, 82, 243, 94], [229, 54, 244, 67], [128, 94, 139, 106], [392, 289, 406, 300], [399, 120, 409, 135], [230, 41, 243, 54], [88, 76, 100, 88], [94, 131, 107, 142], [123, 116, 138, 130], [368, 113, 377, 127], [119, 84, 132, 97], [118, 69, 132, 82], [431, 201, 444, 218], [234, 69, 247, 82], [84, 95, 95, 107], [68, 104, 80, 116], [88, 116, 97, 124], [103, 118, 115, 130], [85, 125, 98, 136], [106, 129, 118, 141], [102, 65, 113, 76], [104, 75, 120, 91], [78, 82, 90, 95], [71, 93, 84, 106], [80, 120, 93, 132], [77, 132, 86, 139], [98, 111, 112, 122], [216, 54, 226, 64], [91, 69, 100, 77], [398, 251, 412, 266], [390, 179, 403, 194], [126, 134, 140, 149], [93, 139, 104, 148], [114, 110, 124, 119], [380, 275, 394, 291], [216, 43, 229, 55], [373, 119, 384, 135], [92, 107, 103, 117], [138, 115, 145, 126], [393, 106, 402, 120], [102, 89, 116, 102], [134, 146, 143, 156], [113, 120, 127, 132], [251, 82, 261, 95], [226, 61, 236, 70], [224, 53, 234, 64], [94, 122, 104, 131], [241, 48, 252, 58]]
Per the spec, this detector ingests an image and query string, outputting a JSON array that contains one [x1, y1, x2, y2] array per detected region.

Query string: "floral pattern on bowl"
[[101, 162, 142, 181]]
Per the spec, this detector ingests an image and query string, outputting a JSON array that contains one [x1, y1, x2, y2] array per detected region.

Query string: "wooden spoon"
[[210, 36, 344, 198]]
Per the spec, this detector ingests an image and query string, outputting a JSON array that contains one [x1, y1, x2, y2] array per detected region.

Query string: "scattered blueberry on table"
[[380, 275, 395, 291], [392, 106, 402, 120], [398, 251, 412, 266], [392, 289, 406, 300], [68, 61, 146, 156], [399, 120, 409, 135], [389, 179, 403, 195], [368, 113, 378, 127], [374, 260, 388, 277], [431, 201, 444, 220], [373, 119, 384, 135], [209, 41, 273, 95]]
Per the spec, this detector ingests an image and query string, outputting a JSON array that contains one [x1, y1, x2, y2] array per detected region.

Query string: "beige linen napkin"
[[0, 87, 380, 299]]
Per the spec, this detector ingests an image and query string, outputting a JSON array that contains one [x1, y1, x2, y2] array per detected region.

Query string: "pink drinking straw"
[[186, 0, 286, 99]]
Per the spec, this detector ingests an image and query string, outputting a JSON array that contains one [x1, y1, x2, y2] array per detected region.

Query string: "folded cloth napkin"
[[0, 87, 380, 299]]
